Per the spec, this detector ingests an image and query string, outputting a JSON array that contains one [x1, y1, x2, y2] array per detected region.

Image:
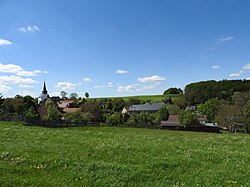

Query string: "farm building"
[[122, 102, 167, 114]]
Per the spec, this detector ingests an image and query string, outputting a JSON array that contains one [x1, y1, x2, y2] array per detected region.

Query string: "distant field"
[[0, 122, 249, 186], [90, 94, 180, 103]]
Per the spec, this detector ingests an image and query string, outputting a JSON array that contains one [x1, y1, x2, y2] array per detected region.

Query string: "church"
[[38, 82, 49, 105]]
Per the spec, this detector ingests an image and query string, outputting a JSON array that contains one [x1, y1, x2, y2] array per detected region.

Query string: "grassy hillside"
[[0, 122, 249, 186], [90, 94, 180, 103]]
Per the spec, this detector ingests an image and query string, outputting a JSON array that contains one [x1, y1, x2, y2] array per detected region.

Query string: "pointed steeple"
[[42, 81, 48, 95]]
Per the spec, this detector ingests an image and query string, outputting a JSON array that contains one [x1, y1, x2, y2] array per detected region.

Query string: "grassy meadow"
[[90, 94, 180, 103], [0, 122, 249, 186]]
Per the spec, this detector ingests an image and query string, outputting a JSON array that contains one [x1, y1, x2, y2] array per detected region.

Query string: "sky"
[[1, 0, 250, 98]]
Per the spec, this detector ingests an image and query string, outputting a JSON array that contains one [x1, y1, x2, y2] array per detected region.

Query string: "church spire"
[[42, 81, 48, 94]]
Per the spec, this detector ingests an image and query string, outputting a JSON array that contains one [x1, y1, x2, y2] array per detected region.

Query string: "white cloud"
[[243, 63, 250, 70], [95, 82, 113, 88], [0, 75, 37, 84], [137, 75, 166, 83], [0, 63, 43, 77], [50, 92, 61, 97], [18, 25, 40, 33], [55, 82, 76, 90], [215, 36, 234, 44], [0, 39, 12, 46], [0, 84, 12, 93], [83, 77, 92, 82], [229, 70, 243, 77], [212, 65, 220, 69], [18, 90, 37, 97], [117, 84, 141, 92], [143, 82, 161, 90], [18, 84, 34, 88], [116, 69, 128, 74]]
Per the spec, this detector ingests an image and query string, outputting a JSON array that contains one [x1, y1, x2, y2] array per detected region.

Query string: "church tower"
[[38, 81, 49, 105]]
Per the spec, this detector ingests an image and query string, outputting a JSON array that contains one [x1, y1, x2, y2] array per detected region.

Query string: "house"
[[122, 102, 167, 114], [160, 115, 181, 130], [57, 100, 75, 109], [63, 108, 80, 113]]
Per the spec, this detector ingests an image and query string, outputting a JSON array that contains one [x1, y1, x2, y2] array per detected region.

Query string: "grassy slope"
[[90, 94, 180, 103], [0, 122, 249, 187]]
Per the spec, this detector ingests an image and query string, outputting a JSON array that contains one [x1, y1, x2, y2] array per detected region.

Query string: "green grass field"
[[91, 94, 180, 103], [0, 122, 249, 186]]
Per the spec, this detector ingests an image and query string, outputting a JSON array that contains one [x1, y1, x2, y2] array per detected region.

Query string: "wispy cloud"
[[117, 84, 141, 92], [212, 65, 220, 69], [83, 77, 92, 82], [0, 63, 43, 77], [0, 75, 37, 84], [0, 84, 12, 94], [18, 90, 37, 97], [95, 82, 113, 88], [243, 63, 250, 70], [214, 36, 234, 44], [18, 25, 40, 33], [143, 82, 161, 90], [137, 75, 166, 83], [229, 70, 243, 77], [55, 82, 76, 90], [116, 69, 128, 74], [0, 39, 12, 46], [18, 84, 34, 88]]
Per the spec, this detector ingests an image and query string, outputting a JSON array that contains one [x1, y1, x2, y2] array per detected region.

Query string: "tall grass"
[[0, 122, 249, 186]]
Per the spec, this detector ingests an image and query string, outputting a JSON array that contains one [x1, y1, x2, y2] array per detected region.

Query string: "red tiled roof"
[[63, 108, 80, 113]]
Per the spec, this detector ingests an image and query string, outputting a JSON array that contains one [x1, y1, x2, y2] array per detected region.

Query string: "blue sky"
[[1, 0, 250, 98]]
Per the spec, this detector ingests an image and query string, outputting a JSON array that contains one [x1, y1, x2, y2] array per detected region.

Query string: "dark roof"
[[128, 103, 166, 112], [42, 81, 48, 95]]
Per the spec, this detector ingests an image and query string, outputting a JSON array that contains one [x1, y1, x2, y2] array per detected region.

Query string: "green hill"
[[90, 94, 180, 103]]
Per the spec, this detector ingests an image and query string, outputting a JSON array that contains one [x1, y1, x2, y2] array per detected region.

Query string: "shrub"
[[177, 110, 200, 128], [157, 107, 170, 121], [106, 112, 122, 126]]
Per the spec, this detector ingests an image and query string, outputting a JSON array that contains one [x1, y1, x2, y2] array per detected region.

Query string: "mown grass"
[[0, 122, 249, 186], [91, 94, 180, 103]]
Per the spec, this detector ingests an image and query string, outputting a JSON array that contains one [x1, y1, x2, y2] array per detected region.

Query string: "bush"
[[157, 107, 170, 121], [126, 112, 157, 127], [106, 112, 122, 126], [166, 105, 180, 115], [177, 110, 200, 128], [64, 111, 94, 123]]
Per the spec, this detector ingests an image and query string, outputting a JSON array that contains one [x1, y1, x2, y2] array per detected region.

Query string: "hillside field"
[[90, 94, 180, 103], [0, 122, 249, 186]]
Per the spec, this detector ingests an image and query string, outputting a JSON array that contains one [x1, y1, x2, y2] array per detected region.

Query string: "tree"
[[157, 107, 170, 121], [111, 98, 125, 112], [70, 93, 78, 99], [45, 100, 61, 120], [126, 112, 157, 127], [215, 104, 242, 132], [197, 98, 225, 122], [126, 98, 141, 107], [80, 100, 102, 121], [173, 95, 187, 109], [106, 112, 122, 126], [165, 105, 180, 115], [177, 110, 200, 128], [85, 92, 89, 98], [163, 88, 183, 95], [60, 91, 67, 99], [25, 106, 38, 117], [242, 101, 250, 133]]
